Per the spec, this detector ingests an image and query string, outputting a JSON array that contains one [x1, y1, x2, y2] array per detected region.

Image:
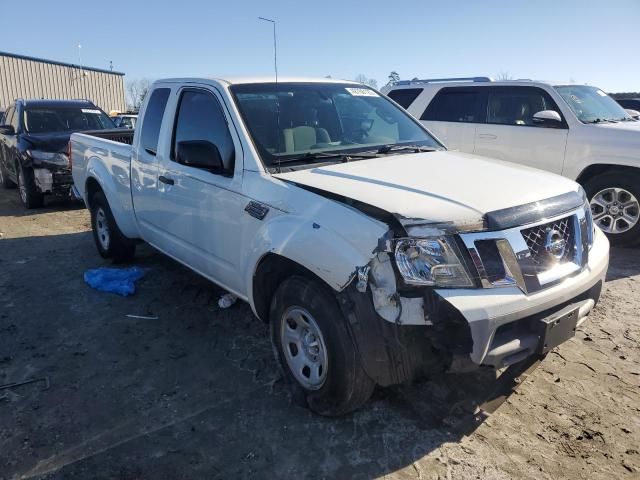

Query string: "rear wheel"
[[585, 172, 640, 247], [90, 191, 136, 263], [270, 276, 375, 416], [16, 165, 44, 209]]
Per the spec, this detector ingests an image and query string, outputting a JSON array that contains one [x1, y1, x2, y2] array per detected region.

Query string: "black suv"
[[0, 99, 115, 208]]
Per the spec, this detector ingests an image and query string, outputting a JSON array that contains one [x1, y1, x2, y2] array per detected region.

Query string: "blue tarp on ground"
[[83, 267, 147, 296]]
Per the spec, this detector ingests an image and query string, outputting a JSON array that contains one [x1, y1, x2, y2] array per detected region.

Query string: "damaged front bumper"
[[33, 166, 73, 196], [339, 227, 608, 386]]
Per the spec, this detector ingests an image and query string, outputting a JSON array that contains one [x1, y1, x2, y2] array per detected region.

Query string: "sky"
[[2, 0, 639, 92]]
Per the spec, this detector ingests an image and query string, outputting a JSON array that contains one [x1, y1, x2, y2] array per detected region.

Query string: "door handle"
[[158, 175, 174, 185], [478, 134, 497, 140]]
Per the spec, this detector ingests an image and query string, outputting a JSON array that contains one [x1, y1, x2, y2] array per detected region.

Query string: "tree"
[[386, 71, 400, 86], [126, 78, 151, 110], [495, 71, 514, 81], [354, 74, 379, 89]]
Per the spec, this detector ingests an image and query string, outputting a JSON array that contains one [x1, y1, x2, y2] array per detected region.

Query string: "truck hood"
[[274, 151, 580, 232], [20, 132, 74, 153], [590, 121, 640, 133]]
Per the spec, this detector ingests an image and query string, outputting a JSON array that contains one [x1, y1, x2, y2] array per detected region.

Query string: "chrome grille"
[[520, 216, 575, 271]]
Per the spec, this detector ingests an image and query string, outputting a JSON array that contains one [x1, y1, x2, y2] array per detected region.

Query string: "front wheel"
[[270, 276, 375, 416], [585, 172, 640, 247], [90, 191, 136, 263], [16, 165, 44, 208]]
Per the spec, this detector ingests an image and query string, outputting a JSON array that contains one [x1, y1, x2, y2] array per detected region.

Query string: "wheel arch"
[[252, 253, 337, 323], [576, 164, 640, 186]]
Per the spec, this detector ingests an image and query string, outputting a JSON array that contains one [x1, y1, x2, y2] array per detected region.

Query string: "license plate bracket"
[[537, 304, 579, 354]]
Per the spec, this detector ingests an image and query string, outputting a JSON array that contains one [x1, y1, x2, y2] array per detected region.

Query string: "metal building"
[[0, 51, 126, 113]]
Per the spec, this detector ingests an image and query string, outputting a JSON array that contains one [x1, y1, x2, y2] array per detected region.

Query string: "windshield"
[[23, 106, 115, 134], [231, 82, 442, 166], [555, 85, 631, 123]]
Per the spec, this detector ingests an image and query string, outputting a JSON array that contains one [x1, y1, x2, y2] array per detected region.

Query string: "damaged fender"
[[241, 193, 389, 316]]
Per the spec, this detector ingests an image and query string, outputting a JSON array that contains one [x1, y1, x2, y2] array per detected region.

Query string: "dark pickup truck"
[[0, 99, 118, 208]]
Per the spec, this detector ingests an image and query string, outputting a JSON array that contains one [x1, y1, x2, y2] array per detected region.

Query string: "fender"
[[85, 153, 140, 239], [241, 200, 389, 315]]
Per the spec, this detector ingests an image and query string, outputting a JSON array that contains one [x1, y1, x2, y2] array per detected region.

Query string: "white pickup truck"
[[71, 77, 609, 415]]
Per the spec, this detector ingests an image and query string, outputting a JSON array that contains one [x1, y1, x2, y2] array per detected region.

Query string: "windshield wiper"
[[376, 144, 438, 154], [274, 150, 378, 165], [585, 118, 618, 124]]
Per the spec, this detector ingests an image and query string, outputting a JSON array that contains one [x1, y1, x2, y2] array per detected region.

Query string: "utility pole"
[[258, 17, 278, 82]]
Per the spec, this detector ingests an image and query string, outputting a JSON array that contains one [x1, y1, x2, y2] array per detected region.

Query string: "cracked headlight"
[[28, 150, 69, 166], [394, 237, 474, 287]]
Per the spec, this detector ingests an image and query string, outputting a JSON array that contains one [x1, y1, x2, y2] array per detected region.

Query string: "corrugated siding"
[[0, 54, 125, 113]]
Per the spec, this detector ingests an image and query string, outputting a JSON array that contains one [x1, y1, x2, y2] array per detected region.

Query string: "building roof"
[[0, 50, 125, 76]]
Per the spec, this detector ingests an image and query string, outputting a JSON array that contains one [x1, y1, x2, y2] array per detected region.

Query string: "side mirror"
[[0, 124, 15, 135], [624, 109, 640, 119], [176, 140, 225, 173], [532, 110, 563, 127]]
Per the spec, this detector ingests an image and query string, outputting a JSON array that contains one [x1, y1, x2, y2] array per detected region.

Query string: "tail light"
[[67, 141, 72, 171]]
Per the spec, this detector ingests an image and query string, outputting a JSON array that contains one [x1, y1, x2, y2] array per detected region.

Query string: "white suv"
[[382, 77, 640, 246]]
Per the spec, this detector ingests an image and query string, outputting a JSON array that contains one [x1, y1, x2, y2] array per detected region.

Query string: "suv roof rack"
[[393, 76, 493, 86]]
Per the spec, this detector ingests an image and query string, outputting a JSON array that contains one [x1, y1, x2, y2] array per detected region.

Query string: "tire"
[[584, 172, 640, 247], [90, 191, 136, 263], [16, 165, 44, 209], [0, 162, 15, 189], [270, 275, 375, 416]]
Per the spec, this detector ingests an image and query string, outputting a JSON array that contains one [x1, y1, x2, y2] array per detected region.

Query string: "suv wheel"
[[16, 165, 44, 209], [585, 172, 640, 246], [90, 191, 136, 263], [270, 276, 375, 416]]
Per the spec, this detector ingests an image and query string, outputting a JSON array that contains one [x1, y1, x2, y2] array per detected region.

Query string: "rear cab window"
[[421, 88, 485, 123], [387, 88, 423, 109], [140, 88, 170, 155]]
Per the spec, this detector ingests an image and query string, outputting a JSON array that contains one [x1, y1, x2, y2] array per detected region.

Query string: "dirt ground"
[[0, 187, 638, 480]]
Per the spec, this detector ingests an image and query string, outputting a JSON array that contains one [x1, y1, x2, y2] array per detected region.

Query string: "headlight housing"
[[394, 237, 474, 287], [28, 150, 69, 166]]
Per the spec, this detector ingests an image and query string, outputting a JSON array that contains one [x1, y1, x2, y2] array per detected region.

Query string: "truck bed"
[[70, 130, 140, 239]]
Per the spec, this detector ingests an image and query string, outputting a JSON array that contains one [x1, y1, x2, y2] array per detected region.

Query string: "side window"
[[140, 88, 170, 155], [421, 89, 484, 122], [172, 89, 235, 174], [387, 88, 423, 109], [486, 87, 562, 126]]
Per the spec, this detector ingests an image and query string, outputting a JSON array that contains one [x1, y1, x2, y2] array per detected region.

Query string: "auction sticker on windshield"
[[345, 87, 378, 97], [81, 109, 102, 114]]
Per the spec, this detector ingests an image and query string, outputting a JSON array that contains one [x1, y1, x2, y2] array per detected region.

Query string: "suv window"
[[140, 88, 170, 155], [387, 88, 423, 109], [172, 89, 235, 172], [421, 88, 484, 122], [487, 87, 561, 126]]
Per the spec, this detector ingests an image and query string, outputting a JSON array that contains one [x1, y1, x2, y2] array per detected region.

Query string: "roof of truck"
[[18, 99, 99, 108], [159, 76, 360, 86]]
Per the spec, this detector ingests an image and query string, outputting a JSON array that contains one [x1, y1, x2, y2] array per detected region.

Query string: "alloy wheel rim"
[[95, 208, 111, 250], [590, 187, 639, 234], [18, 169, 27, 203], [280, 306, 328, 390]]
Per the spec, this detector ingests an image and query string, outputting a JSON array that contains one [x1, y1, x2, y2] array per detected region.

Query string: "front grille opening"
[[474, 240, 506, 283], [521, 216, 575, 272]]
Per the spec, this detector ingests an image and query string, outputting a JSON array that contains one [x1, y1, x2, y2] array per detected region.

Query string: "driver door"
[[153, 86, 246, 294]]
